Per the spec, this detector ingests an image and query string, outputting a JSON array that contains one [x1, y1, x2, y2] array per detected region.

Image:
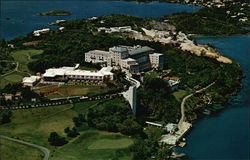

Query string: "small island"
[[38, 10, 71, 16]]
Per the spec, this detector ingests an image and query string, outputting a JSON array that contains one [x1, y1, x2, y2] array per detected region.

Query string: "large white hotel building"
[[85, 45, 164, 74]]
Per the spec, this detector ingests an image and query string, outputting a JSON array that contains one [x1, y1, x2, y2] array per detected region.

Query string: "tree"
[[72, 117, 81, 127], [67, 127, 79, 138], [64, 127, 70, 134], [72, 114, 86, 127], [118, 118, 142, 135], [155, 147, 172, 160], [78, 114, 85, 122], [48, 132, 68, 146], [0, 110, 12, 124], [130, 139, 151, 160]]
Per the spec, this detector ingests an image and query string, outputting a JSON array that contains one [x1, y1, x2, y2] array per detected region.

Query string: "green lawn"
[[0, 71, 29, 89], [10, 49, 43, 73], [0, 104, 76, 146], [51, 130, 133, 160], [88, 138, 133, 150], [34, 84, 111, 99], [0, 49, 43, 89], [173, 89, 190, 101], [0, 138, 43, 160], [0, 98, 133, 160]]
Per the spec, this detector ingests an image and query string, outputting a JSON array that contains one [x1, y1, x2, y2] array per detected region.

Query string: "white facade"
[[108, 46, 129, 66], [149, 53, 164, 70], [22, 76, 41, 87], [85, 45, 164, 74], [85, 50, 110, 64], [97, 26, 132, 33], [121, 58, 139, 74], [43, 66, 113, 82], [33, 28, 50, 36]]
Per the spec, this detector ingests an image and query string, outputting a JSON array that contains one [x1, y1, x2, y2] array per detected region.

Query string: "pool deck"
[[160, 121, 192, 146]]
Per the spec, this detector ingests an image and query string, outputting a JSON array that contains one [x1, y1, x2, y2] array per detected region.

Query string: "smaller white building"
[[121, 58, 139, 74], [33, 28, 50, 36], [22, 76, 41, 87], [85, 50, 110, 64], [149, 53, 164, 70], [56, 20, 66, 23], [59, 27, 65, 31], [43, 66, 114, 82]]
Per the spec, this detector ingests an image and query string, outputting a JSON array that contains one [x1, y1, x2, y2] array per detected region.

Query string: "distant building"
[[97, 26, 132, 33], [33, 28, 50, 36], [59, 27, 65, 31], [15, 92, 22, 100], [85, 45, 164, 74], [163, 76, 180, 90], [4, 94, 13, 101], [22, 76, 41, 87]]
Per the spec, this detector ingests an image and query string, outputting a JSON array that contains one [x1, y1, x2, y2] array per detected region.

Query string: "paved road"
[[0, 135, 50, 160], [178, 82, 215, 126]]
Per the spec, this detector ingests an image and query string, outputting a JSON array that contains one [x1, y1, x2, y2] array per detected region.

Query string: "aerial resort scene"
[[0, 0, 249, 160]]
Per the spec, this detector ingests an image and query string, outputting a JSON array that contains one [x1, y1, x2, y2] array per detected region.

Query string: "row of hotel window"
[[67, 75, 105, 79]]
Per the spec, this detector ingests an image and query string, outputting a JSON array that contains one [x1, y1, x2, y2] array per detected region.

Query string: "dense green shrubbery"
[[87, 98, 142, 135], [165, 6, 248, 35], [0, 39, 15, 74], [0, 83, 46, 106], [138, 75, 180, 123], [0, 110, 12, 124], [48, 132, 68, 146], [164, 49, 242, 97]]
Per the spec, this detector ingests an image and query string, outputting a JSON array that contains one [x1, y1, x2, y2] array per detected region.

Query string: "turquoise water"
[[0, 0, 200, 40], [177, 35, 250, 160]]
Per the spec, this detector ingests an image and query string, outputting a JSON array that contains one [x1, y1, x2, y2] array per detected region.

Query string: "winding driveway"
[[0, 135, 50, 160], [178, 82, 215, 126]]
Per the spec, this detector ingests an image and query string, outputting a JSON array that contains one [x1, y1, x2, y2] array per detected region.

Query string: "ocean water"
[[177, 35, 250, 160], [0, 0, 200, 40], [0, 1, 249, 159]]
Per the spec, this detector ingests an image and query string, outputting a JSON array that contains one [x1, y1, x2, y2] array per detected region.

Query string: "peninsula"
[[0, 0, 248, 159]]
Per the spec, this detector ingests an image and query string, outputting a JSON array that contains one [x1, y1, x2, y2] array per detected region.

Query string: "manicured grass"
[[0, 71, 28, 89], [88, 138, 133, 150], [34, 84, 110, 99], [0, 138, 43, 160], [173, 89, 190, 101], [51, 130, 133, 160], [0, 98, 133, 160], [0, 104, 76, 147], [0, 49, 43, 89], [10, 49, 43, 73]]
